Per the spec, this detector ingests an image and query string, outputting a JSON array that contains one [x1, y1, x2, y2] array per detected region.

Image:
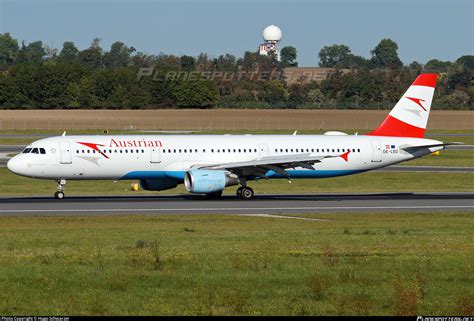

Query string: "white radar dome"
[[263, 25, 282, 42]]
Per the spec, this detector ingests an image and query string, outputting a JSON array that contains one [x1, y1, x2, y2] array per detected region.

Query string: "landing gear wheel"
[[236, 187, 243, 199], [240, 187, 254, 200], [55, 179, 66, 200], [54, 191, 65, 199]]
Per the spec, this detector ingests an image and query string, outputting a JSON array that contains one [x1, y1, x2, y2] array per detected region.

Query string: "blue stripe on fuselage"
[[121, 169, 365, 180]]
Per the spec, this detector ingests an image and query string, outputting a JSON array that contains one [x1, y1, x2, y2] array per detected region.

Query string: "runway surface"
[[1, 192, 473, 216]]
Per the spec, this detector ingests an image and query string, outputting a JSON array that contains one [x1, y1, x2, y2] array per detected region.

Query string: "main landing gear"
[[54, 179, 66, 199], [236, 186, 254, 200]]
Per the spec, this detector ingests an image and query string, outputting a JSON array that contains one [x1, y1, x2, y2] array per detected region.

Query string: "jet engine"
[[184, 170, 239, 194], [139, 178, 178, 191]]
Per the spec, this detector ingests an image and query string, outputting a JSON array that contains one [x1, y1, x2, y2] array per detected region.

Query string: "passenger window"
[[358, 149, 360, 152]]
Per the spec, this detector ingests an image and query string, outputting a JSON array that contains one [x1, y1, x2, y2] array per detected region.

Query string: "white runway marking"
[[237, 214, 332, 221], [1, 205, 473, 214]]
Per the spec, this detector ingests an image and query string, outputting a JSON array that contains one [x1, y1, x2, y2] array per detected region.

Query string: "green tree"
[[77, 38, 103, 69], [0, 33, 19, 68], [238, 51, 258, 71], [280, 46, 298, 67], [424, 59, 452, 73], [180, 55, 195, 71], [17, 41, 46, 63], [213, 54, 237, 71], [58, 41, 79, 64], [370, 38, 402, 69], [104, 41, 135, 69], [318, 44, 351, 67], [456, 55, 474, 71], [173, 80, 219, 108], [408, 61, 423, 73], [261, 80, 288, 104]]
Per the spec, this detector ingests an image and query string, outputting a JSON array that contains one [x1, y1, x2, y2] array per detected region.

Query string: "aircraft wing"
[[194, 153, 341, 178]]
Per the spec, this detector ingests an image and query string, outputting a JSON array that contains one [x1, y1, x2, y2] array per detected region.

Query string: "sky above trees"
[[1, 0, 472, 67]]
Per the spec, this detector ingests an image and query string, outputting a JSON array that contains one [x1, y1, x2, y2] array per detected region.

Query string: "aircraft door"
[[59, 141, 72, 164], [258, 143, 269, 159], [150, 147, 161, 163], [370, 140, 382, 162]]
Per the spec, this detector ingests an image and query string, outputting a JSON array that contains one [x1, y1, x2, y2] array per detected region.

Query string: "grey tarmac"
[[0, 192, 473, 216]]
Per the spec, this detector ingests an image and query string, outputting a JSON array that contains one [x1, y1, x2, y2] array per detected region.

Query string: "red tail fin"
[[368, 74, 437, 138]]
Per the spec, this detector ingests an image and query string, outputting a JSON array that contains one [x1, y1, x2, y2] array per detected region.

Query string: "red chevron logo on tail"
[[406, 97, 427, 111]]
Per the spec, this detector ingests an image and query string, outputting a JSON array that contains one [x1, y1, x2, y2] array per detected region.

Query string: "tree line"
[[0, 33, 472, 110]]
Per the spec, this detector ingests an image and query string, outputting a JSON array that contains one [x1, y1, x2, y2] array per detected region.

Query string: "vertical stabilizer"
[[368, 74, 438, 138]]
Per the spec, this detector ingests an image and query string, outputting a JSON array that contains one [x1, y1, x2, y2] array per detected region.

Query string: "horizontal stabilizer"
[[402, 142, 463, 152]]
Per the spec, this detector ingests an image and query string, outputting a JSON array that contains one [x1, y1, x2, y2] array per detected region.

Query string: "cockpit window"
[[22, 148, 32, 154], [40, 148, 46, 154], [31, 148, 39, 154]]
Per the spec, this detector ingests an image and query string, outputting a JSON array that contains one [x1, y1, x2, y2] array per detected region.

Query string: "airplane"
[[7, 73, 452, 200]]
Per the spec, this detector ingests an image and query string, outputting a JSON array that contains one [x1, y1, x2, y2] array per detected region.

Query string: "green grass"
[[1, 167, 473, 196], [0, 212, 472, 315]]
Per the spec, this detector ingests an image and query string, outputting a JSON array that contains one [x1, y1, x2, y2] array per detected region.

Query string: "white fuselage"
[[8, 134, 443, 182]]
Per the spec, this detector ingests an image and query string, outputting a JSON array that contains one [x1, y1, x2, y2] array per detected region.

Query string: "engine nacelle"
[[184, 170, 239, 194], [139, 178, 178, 191]]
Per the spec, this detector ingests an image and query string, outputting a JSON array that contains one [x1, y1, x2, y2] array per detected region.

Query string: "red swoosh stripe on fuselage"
[[77, 142, 109, 159]]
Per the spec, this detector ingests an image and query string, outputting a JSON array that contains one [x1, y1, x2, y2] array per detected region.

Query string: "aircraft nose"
[[7, 157, 22, 175]]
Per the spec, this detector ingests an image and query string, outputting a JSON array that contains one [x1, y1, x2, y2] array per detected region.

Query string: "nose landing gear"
[[54, 179, 66, 199]]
